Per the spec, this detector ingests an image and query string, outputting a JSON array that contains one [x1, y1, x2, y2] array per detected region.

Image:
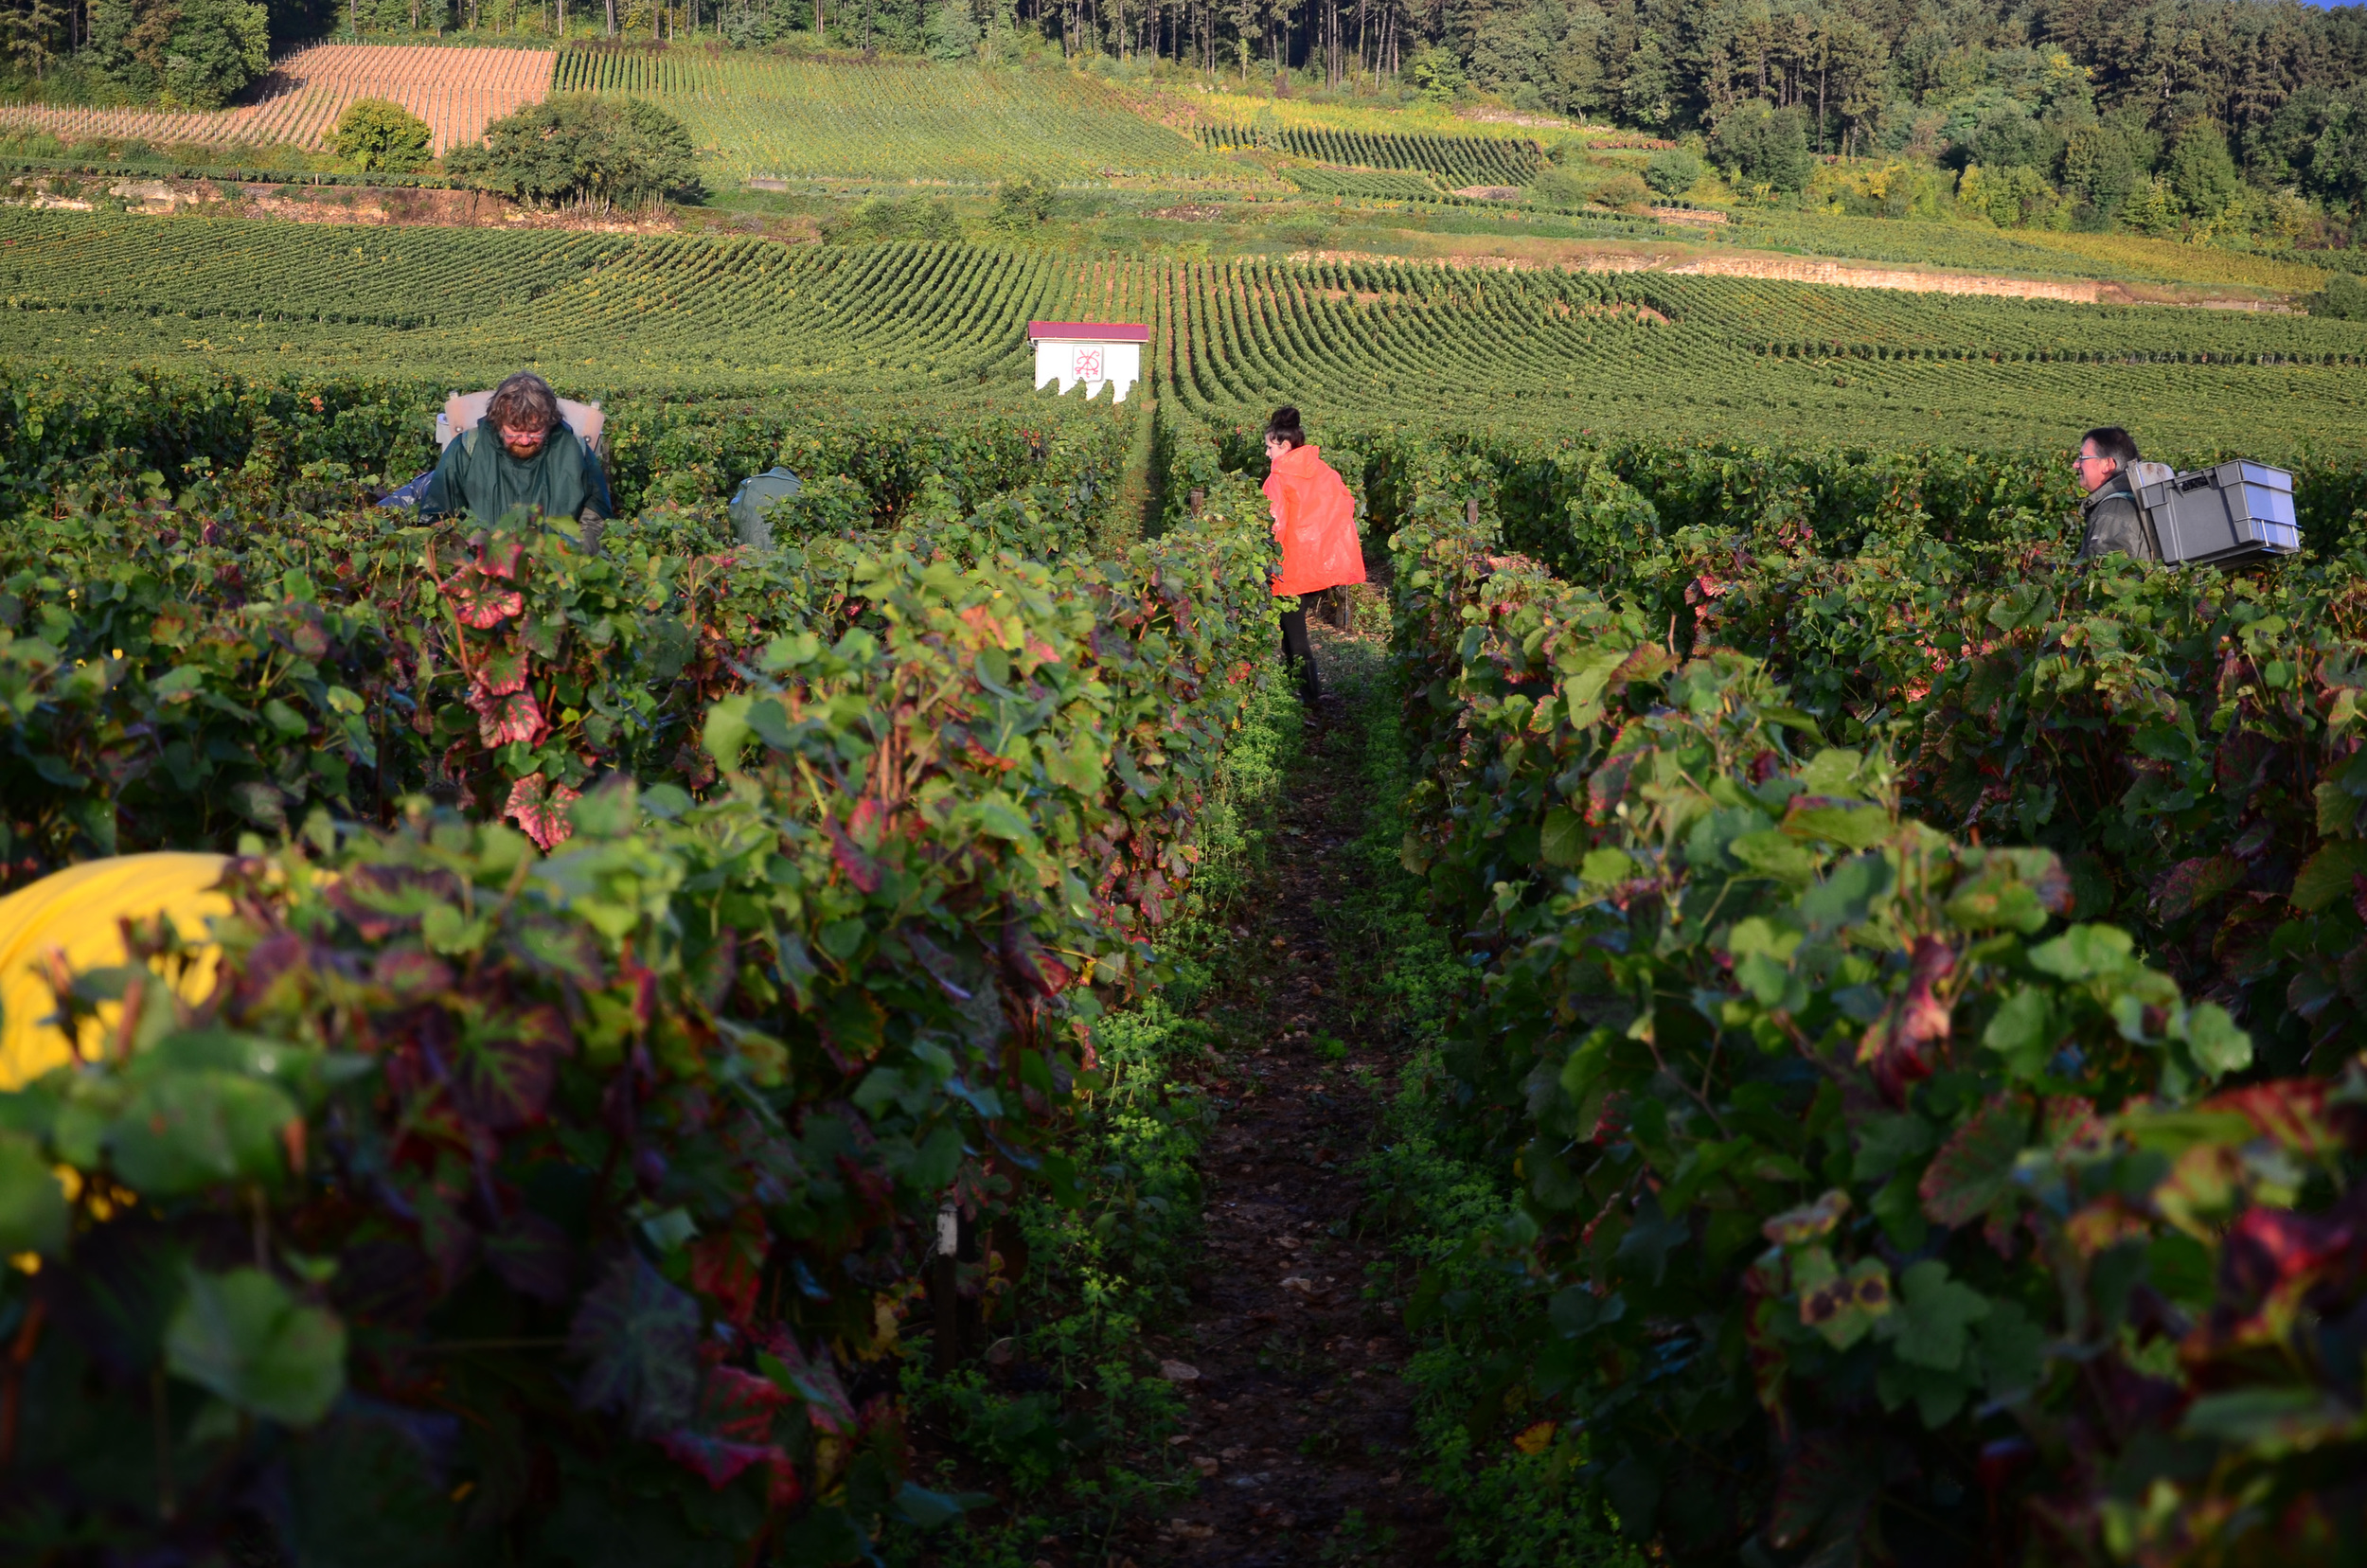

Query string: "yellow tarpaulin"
[[0, 852, 232, 1091]]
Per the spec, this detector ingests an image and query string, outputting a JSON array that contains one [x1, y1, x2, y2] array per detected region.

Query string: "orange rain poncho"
[[1262, 443, 1366, 597]]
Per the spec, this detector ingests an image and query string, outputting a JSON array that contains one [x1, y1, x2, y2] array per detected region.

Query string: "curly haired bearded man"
[[419, 371, 613, 530]]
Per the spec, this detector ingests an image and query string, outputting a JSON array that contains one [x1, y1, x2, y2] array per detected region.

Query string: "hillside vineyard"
[[552, 53, 1236, 184], [1190, 121, 1546, 186], [6, 211, 2364, 453]]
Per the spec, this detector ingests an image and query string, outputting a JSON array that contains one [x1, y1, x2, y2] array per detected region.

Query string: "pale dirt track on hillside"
[[1290, 241, 2294, 312], [0, 44, 553, 156]]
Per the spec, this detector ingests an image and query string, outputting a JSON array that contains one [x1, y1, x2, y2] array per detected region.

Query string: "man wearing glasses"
[[2071, 426, 2158, 563]]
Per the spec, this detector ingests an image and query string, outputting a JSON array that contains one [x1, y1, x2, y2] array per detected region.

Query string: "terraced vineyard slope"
[[1283, 168, 1444, 198], [7, 210, 2363, 454], [1193, 121, 1542, 186], [557, 49, 1237, 186], [0, 211, 1158, 396], [1159, 257, 2367, 454], [0, 44, 553, 156]]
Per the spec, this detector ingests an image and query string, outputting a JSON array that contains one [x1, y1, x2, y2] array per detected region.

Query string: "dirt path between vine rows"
[[1285, 238, 2298, 312], [1124, 626, 1452, 1567]]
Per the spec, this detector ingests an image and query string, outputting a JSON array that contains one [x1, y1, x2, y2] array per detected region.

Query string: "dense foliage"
[[80, 0, 271, 108], [1349, 436, 2367, 1566], [0, 363, 1137, 523], [1411, 432, 2367, 1070], [446, 93, 703, 211], [0, 433, 1279, 1559], [0, 368, 1140, 889], [330, 96, 435, 173]]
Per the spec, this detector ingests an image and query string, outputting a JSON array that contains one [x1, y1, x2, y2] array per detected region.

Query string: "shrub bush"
[[988, 172, 1054, 234], [1643, 145, 1701, 198], [1527, 165, 1589, 205], [2305, 271, 2367, 318], [445, 94, 702, 212], [1588, 169, 1650, 207], [332, 98, 435, 174]]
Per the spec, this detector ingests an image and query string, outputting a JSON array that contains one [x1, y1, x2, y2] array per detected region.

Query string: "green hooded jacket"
[[418, 420, 614, 528]]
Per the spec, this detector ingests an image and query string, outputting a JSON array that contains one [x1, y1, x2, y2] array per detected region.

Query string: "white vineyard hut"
[[1029, 321, 1148, 402]]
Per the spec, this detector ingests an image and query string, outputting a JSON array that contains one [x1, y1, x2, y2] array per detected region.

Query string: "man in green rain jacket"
[[419, 371, 613, 528]]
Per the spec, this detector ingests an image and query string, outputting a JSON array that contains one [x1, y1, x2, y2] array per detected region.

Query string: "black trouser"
[[1280, 598, 1322, 704]]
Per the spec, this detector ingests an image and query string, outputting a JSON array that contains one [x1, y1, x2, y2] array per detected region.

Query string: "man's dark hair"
[[2082, 426, 2139, 466], [1266, 405, 1307, 450], [488, 371, 563, 435]]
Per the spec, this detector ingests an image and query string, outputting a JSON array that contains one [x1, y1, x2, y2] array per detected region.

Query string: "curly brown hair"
[[486, 371, 562, 435]]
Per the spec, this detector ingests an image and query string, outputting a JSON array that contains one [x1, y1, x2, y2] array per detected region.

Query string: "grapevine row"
[[1191, 119, 1543, 185], [557, 49, 1230, 185], [0, 43, 553, 156], [9, 213, 2365, 452]]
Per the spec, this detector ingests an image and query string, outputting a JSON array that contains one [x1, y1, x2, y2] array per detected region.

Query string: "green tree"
[[2059, 115, 2151, 221], [446, 95, 701, 210], [1643, 145, 1701, 197], [1822, 14, 1890, 157], [1949, 93, 2051, 171], [1407, 43, 1467, 103], [332, 98, 433, 173], [1, 0, 69, 80], [2249, 85, 2367, 209], [87, 0, 176, 93], [2122, 173, 2185, 235], [2166, 119, 2242, 220], [923, 0, 977, 61], [1957, 162, 2061, 227], [1470, 0, 1603, 119], [2305, 272, 2367, 320], [153, 0, 268, 109], [1619, 33, 1672, 130], [1711, 99, 1812, 193]]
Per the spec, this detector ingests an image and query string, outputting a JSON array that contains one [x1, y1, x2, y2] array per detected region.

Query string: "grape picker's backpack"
[[2126, 458, 2301, 566], [726, 468, 805, 549]]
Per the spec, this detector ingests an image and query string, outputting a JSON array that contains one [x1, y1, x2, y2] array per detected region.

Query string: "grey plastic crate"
[[2137, 459, 2300, 566]]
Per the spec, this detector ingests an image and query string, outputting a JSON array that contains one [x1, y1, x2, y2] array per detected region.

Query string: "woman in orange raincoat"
[[1261, 406, 1365, 704]]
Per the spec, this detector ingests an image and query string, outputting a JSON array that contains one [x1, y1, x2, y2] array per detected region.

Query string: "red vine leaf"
[[1769, 1432, 1878, 1550], [658, 1431, 773, 1489], [474, 644, 529, 698], [469, 686, 548, 748], [1919, 1097, 2030, 1229], [2151, 854, 2243, 920], [477, 536, 525, 580], [505, 774, 580, 851]]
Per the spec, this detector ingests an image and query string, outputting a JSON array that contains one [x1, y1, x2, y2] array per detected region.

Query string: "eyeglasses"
[[2071, 454, 2109, 470]]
